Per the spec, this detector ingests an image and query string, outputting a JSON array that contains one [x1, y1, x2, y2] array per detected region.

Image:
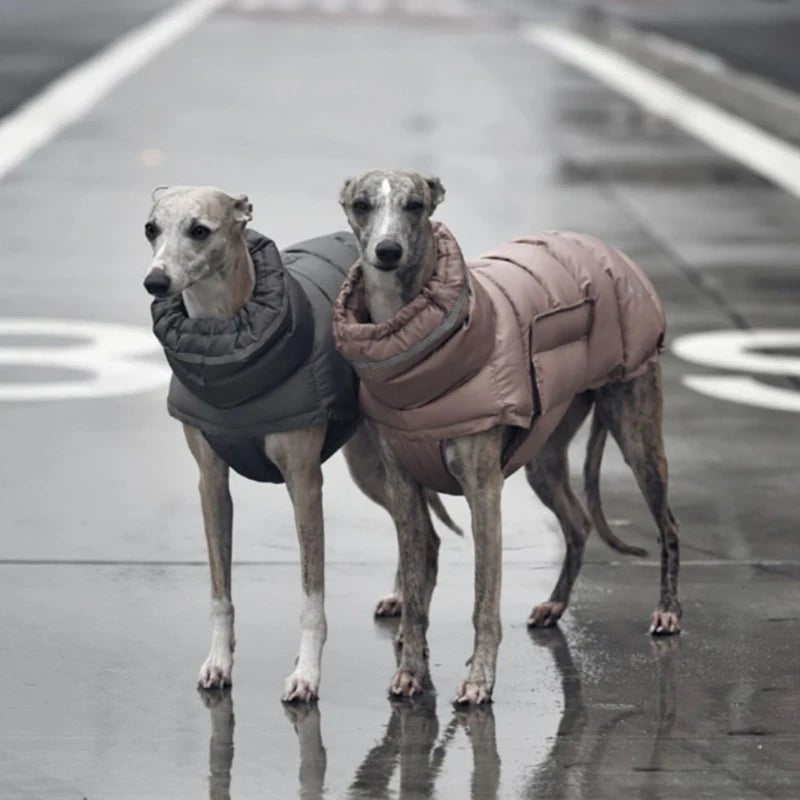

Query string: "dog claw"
[[527, 601, 566, 628], [375, 594, 403, 617], [390, 669, 425, 698], [282, 667, 320, 703], [197, 657, 232, 690], [454, 680, 493, 706], [649, 610, 681, 636]]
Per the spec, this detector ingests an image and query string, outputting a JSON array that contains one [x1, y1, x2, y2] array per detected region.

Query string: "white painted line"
[[683, 375, 800, 413], [672, 329, 800, 377], [0, 0, 226, 183], [524, 24, 800, 199], [0, 318, 169, 401]]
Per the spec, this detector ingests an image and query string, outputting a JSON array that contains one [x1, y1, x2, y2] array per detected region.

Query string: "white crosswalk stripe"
[[230, 0, 473, 19]]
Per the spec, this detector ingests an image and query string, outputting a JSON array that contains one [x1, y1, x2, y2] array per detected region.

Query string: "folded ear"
[[151, 185, 170, 202], [232, 194, 253, 227], [425, 176, 445, 210], [338, 177, 354, 206]]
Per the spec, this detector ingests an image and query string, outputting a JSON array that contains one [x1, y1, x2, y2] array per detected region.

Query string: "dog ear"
[[151, 185, 170, 202], [338, 177, 354, 206], [425, 176, 446, 210], [232, 194, 253, 228]]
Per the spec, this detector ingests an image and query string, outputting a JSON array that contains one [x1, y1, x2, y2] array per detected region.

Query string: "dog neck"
[[182, 238, 255, 320], [363, 234, 438, 323]]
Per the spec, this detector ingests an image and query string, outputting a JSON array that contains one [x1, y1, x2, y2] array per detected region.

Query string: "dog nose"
[[143, 268, 171, 297], [375, 239, 403, 267]]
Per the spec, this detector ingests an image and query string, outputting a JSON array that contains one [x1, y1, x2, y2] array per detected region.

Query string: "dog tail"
[[583, 409, 648, 557], [424, 489, 464, 536]]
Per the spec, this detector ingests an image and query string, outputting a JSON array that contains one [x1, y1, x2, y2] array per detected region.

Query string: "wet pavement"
[[1, 1, 799, 798]]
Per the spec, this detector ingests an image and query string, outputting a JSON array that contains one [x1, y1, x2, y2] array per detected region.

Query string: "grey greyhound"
[[143, 186, 458, 702], [336, 170, 681, 705]]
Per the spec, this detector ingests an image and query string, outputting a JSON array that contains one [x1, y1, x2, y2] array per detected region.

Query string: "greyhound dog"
[[335, 170, 681, 705], [143, 186, 457, 702]]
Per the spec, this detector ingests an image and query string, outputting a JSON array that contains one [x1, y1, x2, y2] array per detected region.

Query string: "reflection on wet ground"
[[201, 629, 681, 800]]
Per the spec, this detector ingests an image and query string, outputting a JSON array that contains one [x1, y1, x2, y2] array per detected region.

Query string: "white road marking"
[[525, 24, 800, 199], [231, 0, 470, 17], [672, 329, 800, 376], [0, 0, 225, 183], [683, 375, 800, 413], [0, 318, 170, 401], [671, 329, 800, 413]]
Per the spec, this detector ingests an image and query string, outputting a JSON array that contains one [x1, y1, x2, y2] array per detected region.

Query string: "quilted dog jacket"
[[152, 229, 360, 482], [333, 222, 665, 494]]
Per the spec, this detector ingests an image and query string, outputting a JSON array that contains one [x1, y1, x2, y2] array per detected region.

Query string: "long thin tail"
[[584, 409, 647, 557], [424, 489, 463, 536]]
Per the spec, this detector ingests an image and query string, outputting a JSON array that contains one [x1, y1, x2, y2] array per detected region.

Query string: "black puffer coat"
[[151, 229, 360, 482]]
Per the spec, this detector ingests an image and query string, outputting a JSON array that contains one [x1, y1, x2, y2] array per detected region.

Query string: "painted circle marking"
[[672, 329, 800, 413], [0, 318, 169, 401]]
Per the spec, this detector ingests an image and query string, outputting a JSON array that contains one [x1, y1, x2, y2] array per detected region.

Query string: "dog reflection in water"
[[199, 690, 235, 800], [347, 697, 500, 800], [198, 632, 677, 798]]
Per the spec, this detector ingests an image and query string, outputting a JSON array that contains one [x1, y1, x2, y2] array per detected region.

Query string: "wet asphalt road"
[[597, 0, 800, 94], [0, 1, 799, 798]]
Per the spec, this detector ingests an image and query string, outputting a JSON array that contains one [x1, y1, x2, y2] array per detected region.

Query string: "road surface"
[[0, 1, 798, 797]]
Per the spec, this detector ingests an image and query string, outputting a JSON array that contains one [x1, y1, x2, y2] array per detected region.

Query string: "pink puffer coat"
[[333, 222, 665, 494]]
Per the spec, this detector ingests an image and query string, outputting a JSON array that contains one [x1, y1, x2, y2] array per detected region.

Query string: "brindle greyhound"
[[338, 170, 681, 705], [143, 186, 458, 702]]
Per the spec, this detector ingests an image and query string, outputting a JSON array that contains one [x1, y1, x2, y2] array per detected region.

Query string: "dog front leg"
[[185, 425, 235, 689], [266, 426, 327, 703], [378, 437, 435, 697], [446, 430, 504, 705]]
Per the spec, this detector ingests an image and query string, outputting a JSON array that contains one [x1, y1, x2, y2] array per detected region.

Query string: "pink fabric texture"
[[333, 222, 665, 494]]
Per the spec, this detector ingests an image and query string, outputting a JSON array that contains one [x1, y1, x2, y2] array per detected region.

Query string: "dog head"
[[338, 169, 445, 276], [143, 186, 252, 297]]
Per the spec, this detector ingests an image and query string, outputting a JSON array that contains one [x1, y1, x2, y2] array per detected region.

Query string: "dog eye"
[[405, 199, 424, 212], [190, 224, 211, 241], [352, 199, 371, 214], [144, 222, 159, 241]]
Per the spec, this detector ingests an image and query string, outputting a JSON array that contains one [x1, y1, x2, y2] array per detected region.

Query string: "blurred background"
[[0, 1, 798, 797]]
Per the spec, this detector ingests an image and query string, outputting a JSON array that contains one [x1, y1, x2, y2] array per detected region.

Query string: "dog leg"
[[446, 429, 504, 705], [343, 423, 403, 617], [377, 434, 437, 697], [525, 398, 593, 627], [198, 688, 234, 800], [525, 440, 592, 628], [185, 425, 235, 690], [265, 425, 328, 702], [596, 363, 682, 634], [283, 703, 327, 797]]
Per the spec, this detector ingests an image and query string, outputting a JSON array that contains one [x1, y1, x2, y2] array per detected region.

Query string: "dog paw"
[[375, 594, 403, 617], [197, 650, 233, 690], [282, 665, 320, 704], [649, 609, 681, 636], [390, 669, 425, 698], [527, 601, 566, 628], [454, 679, 493, 705]]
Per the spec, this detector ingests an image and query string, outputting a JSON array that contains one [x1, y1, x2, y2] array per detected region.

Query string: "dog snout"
[[374, 239, 403, 269], [144, 267, 172, 297]]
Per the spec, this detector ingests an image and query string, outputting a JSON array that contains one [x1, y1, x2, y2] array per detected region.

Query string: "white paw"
[[282, 664, 320, 703], [198, 646, 233, 689], [375, 594, 403, 617], [454, 679, 493, 705]]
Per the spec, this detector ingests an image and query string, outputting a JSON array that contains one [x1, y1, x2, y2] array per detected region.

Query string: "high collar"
[[332, 222, 495, 408], [151, 228, 314, 408]]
